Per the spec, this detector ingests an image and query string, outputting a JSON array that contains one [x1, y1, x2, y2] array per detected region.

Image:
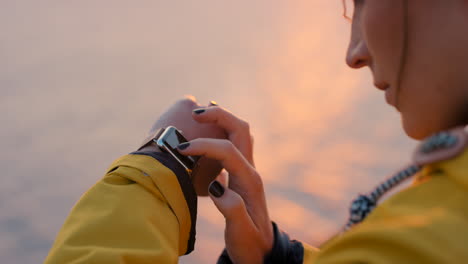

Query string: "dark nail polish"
[[209, 181, 224, 198], [177, 142, 190, 150], [193, 109, 206, 115]]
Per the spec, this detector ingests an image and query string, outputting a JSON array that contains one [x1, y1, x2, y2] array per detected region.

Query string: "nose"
[[346, 36, 371, 69]]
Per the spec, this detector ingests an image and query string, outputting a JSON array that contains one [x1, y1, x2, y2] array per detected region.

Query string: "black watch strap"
[[137, 128, 165, 151]]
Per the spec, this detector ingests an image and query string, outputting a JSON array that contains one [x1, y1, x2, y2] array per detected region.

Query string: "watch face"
[[157, 127, 199, 171], [164, 128, 187, 149]]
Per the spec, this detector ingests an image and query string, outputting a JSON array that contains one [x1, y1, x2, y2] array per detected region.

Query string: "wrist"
[[139, 142, 163, 154], [137, 127, 165, 153]]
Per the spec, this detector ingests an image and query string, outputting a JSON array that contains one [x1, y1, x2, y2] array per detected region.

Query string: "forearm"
[[217, 222, 320, 264]]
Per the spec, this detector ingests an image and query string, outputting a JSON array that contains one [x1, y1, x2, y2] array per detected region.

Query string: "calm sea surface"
[[1, 1, 416, 263]]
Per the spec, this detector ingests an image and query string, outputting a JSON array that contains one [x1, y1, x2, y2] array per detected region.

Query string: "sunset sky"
[[1, 1, 417, 263]]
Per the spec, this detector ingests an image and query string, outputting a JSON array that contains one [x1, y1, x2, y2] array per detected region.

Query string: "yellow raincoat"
[[303, 148, 468, 263], [44, 153, 196, 263], [45, 133, 468, 263]]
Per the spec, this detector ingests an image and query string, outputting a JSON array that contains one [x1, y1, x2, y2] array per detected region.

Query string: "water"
[[0, 1, 415, 263]]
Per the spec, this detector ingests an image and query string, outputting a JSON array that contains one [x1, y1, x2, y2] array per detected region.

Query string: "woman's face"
[[346, 0, 468, 140]]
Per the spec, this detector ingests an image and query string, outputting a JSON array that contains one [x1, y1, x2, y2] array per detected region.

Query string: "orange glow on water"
[[1, 1, 417, 263]]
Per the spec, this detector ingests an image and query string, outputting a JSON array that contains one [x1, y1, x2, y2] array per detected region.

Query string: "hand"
[[177, 106, 273, 263], [140, 96, 227, 196]]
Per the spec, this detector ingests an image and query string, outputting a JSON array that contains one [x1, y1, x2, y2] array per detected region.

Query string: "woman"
[[177, 0, 468, 263], [45, 0, 468, 263]]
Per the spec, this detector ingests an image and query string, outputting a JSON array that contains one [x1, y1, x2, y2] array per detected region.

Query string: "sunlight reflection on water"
[[0, 1, 416, 263]]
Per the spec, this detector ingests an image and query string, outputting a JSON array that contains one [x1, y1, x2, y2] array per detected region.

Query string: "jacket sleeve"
[[44, 152, 197, 264], [216, 222, 320, 264]]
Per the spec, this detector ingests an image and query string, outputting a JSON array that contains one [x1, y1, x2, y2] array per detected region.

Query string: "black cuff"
[[217, 248, 233, 264], [216, 222, 304, 264], [130, 151, 198, 255], [264, 222, 304, 264]]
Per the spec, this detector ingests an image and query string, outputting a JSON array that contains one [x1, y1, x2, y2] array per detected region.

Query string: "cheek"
[[395, 5, 468, 138], [362, 1, 404, 81]]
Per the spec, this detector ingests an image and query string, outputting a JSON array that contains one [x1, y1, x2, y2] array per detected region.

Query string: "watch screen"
[[165, 129, 187, 148], [160, 127, 199, 170]]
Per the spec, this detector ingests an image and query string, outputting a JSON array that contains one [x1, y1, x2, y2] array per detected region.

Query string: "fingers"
[[215, 169, 229, 186], [192, 106, 254, 164], [208, 181, 249, 221], [192, 106, 250, 138], [178, 138, 254, 178], [208, 180, 265, 264]]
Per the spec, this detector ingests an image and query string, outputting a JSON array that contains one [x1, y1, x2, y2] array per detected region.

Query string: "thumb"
[[208, 180, 264, 263], [208, 180, 251, 223]]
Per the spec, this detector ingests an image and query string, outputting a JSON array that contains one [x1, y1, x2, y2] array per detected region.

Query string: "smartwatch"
[[139, 126, 199, 174]]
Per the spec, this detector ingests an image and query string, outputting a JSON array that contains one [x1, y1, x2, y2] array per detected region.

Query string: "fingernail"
[[177, 142, 190, 150], [209, 101, 218, 106], [209, 180, 225, 198], [193, 108, 206, 115]]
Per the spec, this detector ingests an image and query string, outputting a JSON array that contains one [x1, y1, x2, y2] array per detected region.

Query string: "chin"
[[401, 116, 436, 141], [401, 114, 465, 141]]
